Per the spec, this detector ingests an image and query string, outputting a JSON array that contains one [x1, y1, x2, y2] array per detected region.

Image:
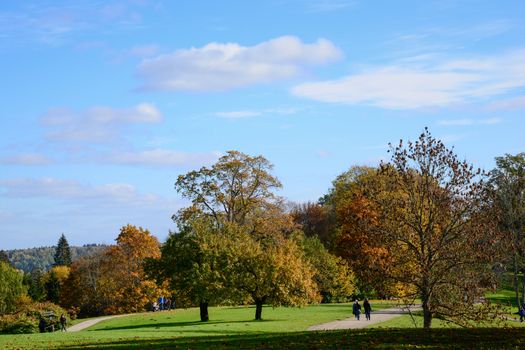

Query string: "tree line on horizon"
[[2, 244, 107, 273], [2, 128, 525, 332]]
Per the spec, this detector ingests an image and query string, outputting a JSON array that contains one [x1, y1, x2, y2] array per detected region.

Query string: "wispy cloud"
[[437, 118, 502, 126], [0, 177, 180, 247], [486, 95, 525, 111], [41, 103, 162, 143], [106, 149, 221, 167], [0, 153, 55, 165], [0, 2, 150, 47], [292, 49, 525, 109], [0, 177, 159, 205], [137, 36, 342, 91]]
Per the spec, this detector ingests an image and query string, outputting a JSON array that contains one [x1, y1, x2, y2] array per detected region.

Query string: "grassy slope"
[[0, 302, 395, 349], [3, 287, 525, 349]]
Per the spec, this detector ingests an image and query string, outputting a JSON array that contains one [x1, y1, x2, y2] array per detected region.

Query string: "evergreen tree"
[[0, 250, 10, 265], [24, 269, 46, 301], [53, 234, 72, 267], [45, 270, 61, 304]]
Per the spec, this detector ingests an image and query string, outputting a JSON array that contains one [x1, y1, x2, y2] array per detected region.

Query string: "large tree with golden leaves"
[[375, 128, 501, 328]]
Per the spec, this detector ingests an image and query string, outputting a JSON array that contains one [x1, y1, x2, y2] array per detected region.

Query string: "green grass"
[[0, 302, 395, 349], [2, 297, 525, 349]]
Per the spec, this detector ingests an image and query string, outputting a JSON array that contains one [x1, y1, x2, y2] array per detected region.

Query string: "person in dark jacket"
[[352, 300, 361, 320], [39, 318, 46, 333], [60, 313, 67, 331], [363, 298, 372, 320]]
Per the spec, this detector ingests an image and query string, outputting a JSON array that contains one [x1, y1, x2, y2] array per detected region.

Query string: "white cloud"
[[0, 153, 54, 165], [437, 118, 502, 126], [0, 178, 181, 248], [292, 49, 525, 109], [107, 149, 221, 167], [0, 178, 158, 205], [137, 36, 342, 91], [41, 103, 162, 142]]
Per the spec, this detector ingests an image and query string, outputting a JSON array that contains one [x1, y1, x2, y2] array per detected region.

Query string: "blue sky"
[[1, 0, 524, 249]]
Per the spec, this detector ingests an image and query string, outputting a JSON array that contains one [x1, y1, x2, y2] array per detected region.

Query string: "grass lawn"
[[0, 302, 393, 349], [2, 300, 524, 349]]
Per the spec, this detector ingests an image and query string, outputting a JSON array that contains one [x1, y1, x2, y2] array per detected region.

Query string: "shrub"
[[0, 315, 37, 334], [0, 301, 68, 334]]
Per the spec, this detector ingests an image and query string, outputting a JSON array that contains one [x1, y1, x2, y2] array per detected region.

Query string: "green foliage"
[[0, 301, 69, 334], [6, 244, 108, 272], [23, 269, 46, 302], [301, 235, 356, 302], [0, 262, 26, 315], [53, 234, 72, 267], [490, 153, 525, 308], [0, 314, 37, 334], [0, 250, 10, 265], [151, 219, 231, 309], [44, 270, 61, 304]]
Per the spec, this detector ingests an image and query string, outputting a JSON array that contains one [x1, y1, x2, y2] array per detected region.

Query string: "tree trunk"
[[255, 299, 264, 320], [422, 300, 432, 329], [421, 281, 432, 329], [199, 301, 209, 322]]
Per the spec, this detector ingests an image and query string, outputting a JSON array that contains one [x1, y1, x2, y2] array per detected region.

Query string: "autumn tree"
[[290, 202, 336, 250], [61, 250, 114, 317], [328, 166, 407, 298], [223, 222, 320, 320], [54, 234, 72, 267], [150, 218, 231, 321], [374, 128, 501, 328], [490, 153, 525, 308], [175, 150, 282, 225], [103, 225, 165, 314], [62, 225, 164, 316], [0, 262, 26, 314], [301, 236, 356, 302], [43, 265, 70, 304]]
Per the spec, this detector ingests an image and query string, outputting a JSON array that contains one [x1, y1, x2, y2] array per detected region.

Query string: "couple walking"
[[352, 298, 372, 321]]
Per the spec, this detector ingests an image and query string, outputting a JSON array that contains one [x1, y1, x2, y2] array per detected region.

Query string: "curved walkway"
[[68, 314, 131, 332], [308, 306, 421, 331]]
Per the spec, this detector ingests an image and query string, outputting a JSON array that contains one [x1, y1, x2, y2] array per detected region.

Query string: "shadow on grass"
[[91, 319, 273, 332], [59, 328, 525, 349]]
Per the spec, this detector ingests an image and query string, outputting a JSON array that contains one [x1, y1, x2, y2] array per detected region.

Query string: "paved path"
[[308, 306, 421, 331], [68, 314, 131, 332]]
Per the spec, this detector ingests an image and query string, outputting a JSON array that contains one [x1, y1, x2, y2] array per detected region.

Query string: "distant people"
[[516, 306, 525, 322], [363, 298, 372, 321], [165, 298, 172, 311], [152, 301, 159, 312], [158, 296, 165, 311], [352, 300, 361, 320], [39, 318, 46, 333], [60, 313, 67, 332]]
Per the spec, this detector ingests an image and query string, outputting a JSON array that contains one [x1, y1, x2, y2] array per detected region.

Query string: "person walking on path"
[[363, 298, 372, 320], [59, 314, 67, 332], [352, 300, 361, 320]]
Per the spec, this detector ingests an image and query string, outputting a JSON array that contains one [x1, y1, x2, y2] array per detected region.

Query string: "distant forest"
[[6, 244, 108, 272]]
